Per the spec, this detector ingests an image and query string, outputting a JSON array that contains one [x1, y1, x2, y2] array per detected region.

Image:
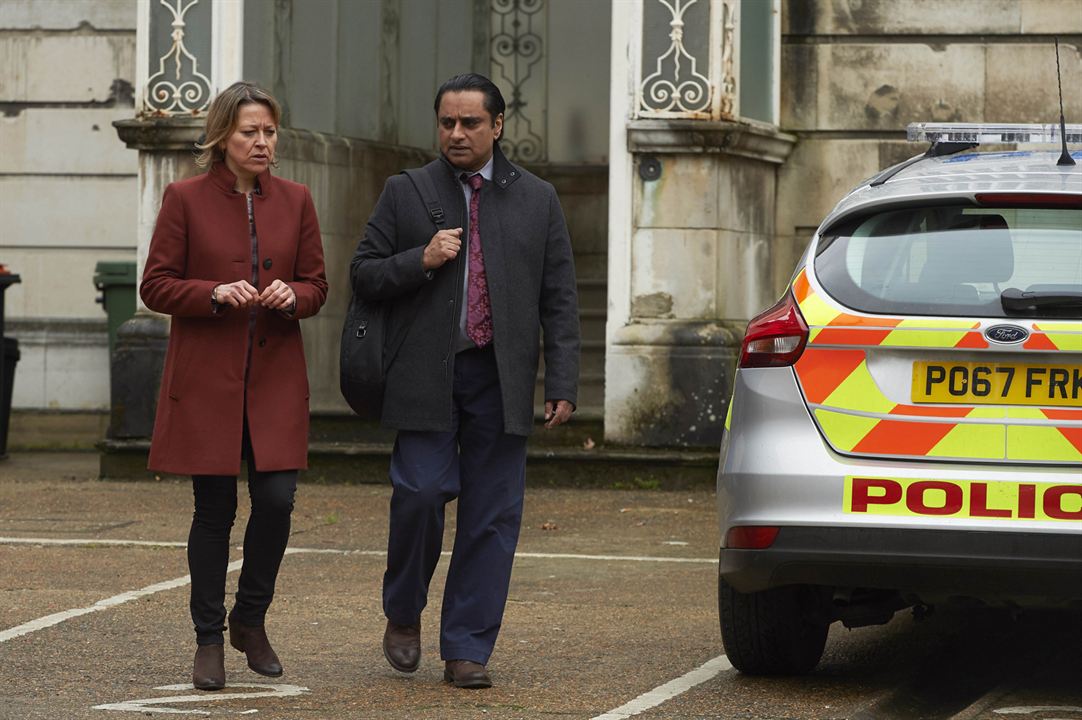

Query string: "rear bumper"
[[720, 526, 1082, 601]]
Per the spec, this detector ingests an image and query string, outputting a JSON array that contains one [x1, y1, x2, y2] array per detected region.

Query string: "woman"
[[141, 82, 327, 691]]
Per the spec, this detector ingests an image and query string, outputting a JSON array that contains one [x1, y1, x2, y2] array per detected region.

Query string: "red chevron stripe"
[[1056, 426, 1082, 456], [794, 348, 866, 404], [954, 332, 989, 349], [890, 404, 973, 418], [852, 419, 955, 455], [1023, 333, 1058, 351], [793, 270, 811, 303]]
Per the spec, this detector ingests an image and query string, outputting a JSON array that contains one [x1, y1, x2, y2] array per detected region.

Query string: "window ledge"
[[627, 118, 797, 164]]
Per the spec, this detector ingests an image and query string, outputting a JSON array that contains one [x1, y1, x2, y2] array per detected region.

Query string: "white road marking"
[[590, 654, 732, 719], [0, 536, 187, 548], [0, 537, 719, 564], [994, 707, 1082, 716], [93, 682, 308, 715], [515, 551, 715, 564], [0, 560, 243, 644], [0, 537, 715, 645]]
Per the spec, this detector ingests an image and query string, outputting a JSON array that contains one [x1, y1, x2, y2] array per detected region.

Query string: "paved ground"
[[0, 452, 1079, 720]]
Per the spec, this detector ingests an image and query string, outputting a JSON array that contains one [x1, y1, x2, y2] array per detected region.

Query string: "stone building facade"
[[1, 0, 136, 437], [2, 0, 1079, 451]]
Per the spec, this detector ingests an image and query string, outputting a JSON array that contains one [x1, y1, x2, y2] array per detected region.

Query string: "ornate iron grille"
[[144, 0, 212, 116], [490, 0, 547, 163], [636, 0, 737, 120]]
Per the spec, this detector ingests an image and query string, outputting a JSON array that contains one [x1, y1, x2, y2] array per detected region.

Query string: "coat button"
[[258, 338, 266, 347], [263, 258, 272, 270]]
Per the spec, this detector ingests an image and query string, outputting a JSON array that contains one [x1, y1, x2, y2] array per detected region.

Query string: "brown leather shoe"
[[228, 617, 283, 677], [382, 620, 421, 673], [192, 644, 225, 691], [443, 659, 492, 689]]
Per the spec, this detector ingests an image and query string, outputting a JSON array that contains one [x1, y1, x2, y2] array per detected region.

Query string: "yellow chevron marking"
[[1034, 321, 1082, 332], [880, 329, 967, 347], [814, 409, 878, 452], [1043, 333, 1082, 352], [1007, 425, 1082, 463], [927, 423, 1005, 459], [822, 361, 895, 414], [896, 318, 976, 329], [1007, 407, 1048, 420], [968, 407, 1006, 419], [797, 292, 841, 327]]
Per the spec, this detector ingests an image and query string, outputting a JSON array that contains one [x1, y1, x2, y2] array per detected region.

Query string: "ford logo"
[[985, 324, 1029, 344]]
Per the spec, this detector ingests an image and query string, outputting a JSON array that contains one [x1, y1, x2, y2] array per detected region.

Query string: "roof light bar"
[[907, 123, 1082, 145]]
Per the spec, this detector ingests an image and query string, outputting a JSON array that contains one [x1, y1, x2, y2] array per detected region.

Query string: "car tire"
[[718, 577, 829, 675]]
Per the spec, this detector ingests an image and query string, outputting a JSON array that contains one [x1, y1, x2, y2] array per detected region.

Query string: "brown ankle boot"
[[192, 644, 225, 690], [228, 617, 283, 677]]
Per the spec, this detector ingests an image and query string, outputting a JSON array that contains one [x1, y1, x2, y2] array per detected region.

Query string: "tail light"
[[739, 291, 809, 368], [726, 526, 780, 549]]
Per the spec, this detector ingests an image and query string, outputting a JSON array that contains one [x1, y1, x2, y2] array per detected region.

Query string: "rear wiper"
[[1001, 287, 1082, 313]]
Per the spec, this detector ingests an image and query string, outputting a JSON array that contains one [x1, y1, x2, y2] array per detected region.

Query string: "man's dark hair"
[[433, 73, 506, 122]]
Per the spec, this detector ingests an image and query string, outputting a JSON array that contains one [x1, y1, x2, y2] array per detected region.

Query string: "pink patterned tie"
[[463, 173, 493, 348]]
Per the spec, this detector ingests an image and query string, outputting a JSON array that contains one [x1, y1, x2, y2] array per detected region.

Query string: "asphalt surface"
[[0, 452, 1079, 720]]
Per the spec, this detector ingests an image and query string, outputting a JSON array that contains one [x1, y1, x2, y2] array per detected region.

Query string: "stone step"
[[306, 413, 606, 447], [580, 308, 606, 340], [534, 372, 603, 418], [577, 278, 607, 310], [98, 437, 718, 490], [537, 339, 604, 374]]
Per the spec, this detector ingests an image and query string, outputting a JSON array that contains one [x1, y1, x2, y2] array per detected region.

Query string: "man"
[[351, 73, 580, 689]]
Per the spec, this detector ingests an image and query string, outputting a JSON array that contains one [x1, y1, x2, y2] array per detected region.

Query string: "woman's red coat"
[[141, 163, 328, 475]]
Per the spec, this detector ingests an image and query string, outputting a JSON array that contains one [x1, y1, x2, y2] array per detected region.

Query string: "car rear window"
[[814, 204, 1082, 318]]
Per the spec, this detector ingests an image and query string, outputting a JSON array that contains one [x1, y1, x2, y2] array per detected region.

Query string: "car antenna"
[[1055, 37, 1075, 166]]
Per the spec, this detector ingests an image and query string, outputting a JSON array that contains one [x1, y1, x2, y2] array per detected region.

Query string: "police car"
[[716, 123, 1082, 675]]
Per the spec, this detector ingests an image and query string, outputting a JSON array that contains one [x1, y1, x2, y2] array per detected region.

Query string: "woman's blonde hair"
[[194, 81, 282, 168]]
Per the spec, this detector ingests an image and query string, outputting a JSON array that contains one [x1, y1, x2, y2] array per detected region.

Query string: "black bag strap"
[[403, 167, 448, 229], [380, 166, 448, 368]]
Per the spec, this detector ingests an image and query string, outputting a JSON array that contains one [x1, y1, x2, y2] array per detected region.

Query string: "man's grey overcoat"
[[350, 145, 580, 436]]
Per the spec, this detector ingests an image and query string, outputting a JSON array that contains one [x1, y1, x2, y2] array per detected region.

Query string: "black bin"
[[0, 337, 18, 458]]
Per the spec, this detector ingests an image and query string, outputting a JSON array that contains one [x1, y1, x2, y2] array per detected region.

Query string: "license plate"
[[912, 361, 1082, 406]]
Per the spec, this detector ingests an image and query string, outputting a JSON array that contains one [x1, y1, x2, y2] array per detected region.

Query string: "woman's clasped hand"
[[213, 278, 296, 310]]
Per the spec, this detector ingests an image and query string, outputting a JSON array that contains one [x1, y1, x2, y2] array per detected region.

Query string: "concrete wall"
[[776, 0, 1082, 298], [605, 126, 793, 447], [274, 129, 431, 414], [0, 0, 138, 411]]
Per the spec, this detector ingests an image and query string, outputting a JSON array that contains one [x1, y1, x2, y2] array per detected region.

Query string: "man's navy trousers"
[[382, 344, 528, 665]]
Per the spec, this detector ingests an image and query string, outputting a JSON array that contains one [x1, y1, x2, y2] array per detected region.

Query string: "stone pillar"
[[104, 0, 242, 476], [605, 0, 796, 448]]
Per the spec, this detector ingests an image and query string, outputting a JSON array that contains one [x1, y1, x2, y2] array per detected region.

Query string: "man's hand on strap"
[[422, 228, 463, 271]]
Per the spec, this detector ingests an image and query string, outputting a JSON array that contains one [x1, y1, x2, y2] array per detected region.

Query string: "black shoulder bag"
[[339, 166, 447, 419]]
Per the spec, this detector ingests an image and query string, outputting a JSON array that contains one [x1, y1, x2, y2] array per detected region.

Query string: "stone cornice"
[[113, 117, 204, 151], [627, 119, 798, 164]]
